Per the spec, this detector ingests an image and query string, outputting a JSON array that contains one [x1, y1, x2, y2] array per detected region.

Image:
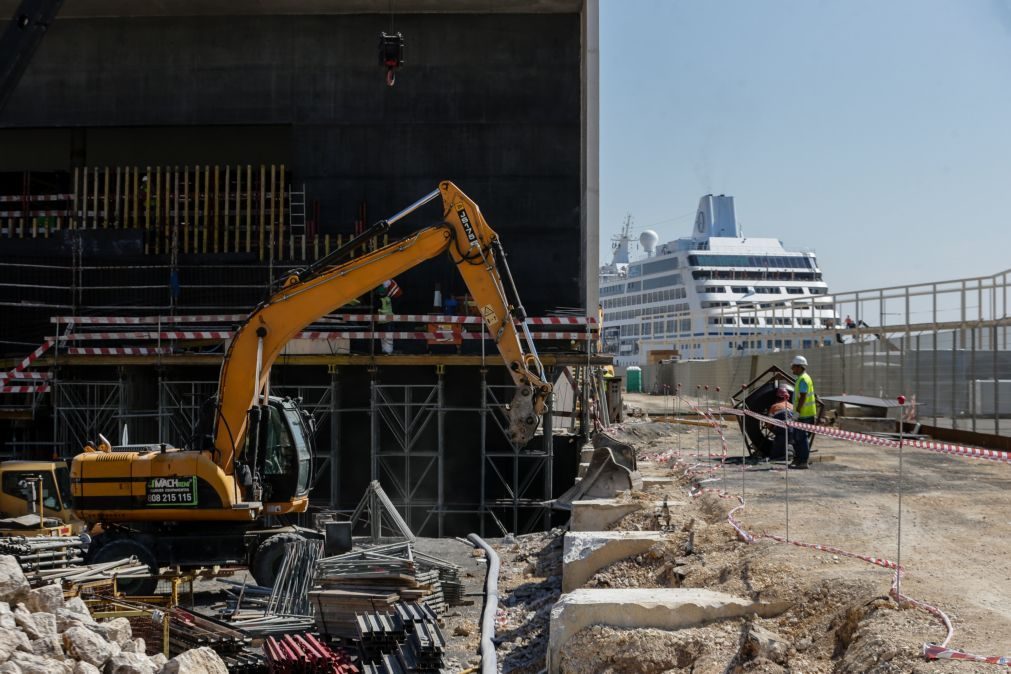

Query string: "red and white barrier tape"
[[666, 401, 1011, 665], [51, 329, 591, 343], [64, 347, 171, 356], [0, 371, 50, 381], [52, 313, 599, 326], [717, 405, 1011, 465], [0, 385, 49, 394]]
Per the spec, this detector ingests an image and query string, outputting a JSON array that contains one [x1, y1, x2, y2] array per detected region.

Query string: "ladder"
[[288, 183, 307, 259]]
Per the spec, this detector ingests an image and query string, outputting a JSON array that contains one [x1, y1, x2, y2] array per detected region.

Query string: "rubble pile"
[[0, 554, 229, 674], [492, 531, 564, 674]]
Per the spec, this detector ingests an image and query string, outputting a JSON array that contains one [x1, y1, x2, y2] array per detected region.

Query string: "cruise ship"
[[599, 195, 835, 366]]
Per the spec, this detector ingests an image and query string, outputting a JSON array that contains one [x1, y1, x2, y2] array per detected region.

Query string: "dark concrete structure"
[[0, 0, 598, 318], [0, 1, 600, 535]]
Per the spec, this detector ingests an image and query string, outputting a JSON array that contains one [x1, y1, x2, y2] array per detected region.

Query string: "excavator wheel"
[[251, 532, 304, 587], [88, 538, 159, 596]]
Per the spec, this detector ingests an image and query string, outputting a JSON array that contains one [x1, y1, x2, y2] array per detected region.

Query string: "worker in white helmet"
[[789, 355, 816, 469]]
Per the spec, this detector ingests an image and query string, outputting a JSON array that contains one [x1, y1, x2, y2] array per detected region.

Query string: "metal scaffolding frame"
[[41, 361, 582, 536]]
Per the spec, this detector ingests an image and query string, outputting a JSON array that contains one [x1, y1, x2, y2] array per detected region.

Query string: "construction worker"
[[789, 355, 817, 469], [761, 387, 793, 460]]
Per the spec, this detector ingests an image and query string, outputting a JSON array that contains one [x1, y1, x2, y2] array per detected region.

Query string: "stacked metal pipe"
[[0, 536, 85, 574], [169, 607, 265, 672], [266, 538, 324, 617], [264, 632, 359, 674]]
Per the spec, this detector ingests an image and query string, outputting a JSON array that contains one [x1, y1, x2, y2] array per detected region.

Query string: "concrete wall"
[[0, 5, 594, 315]]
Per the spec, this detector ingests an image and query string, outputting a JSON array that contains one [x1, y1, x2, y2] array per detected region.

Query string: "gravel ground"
[[489, 414, 1011, 673]]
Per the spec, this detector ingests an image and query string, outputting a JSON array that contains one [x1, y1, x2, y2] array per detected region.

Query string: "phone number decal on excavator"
[[146, 477, 198, 506]]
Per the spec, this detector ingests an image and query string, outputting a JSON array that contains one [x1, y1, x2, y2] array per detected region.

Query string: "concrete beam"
[[548, 588, 790, 673], [563, 531, 664, 592], [569, 498, 685, 532]]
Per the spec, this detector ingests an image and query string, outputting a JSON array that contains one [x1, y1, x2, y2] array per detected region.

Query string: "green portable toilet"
[[626, 366, 642, 393]]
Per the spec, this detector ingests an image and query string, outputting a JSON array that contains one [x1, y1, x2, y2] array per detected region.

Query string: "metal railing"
[[648, 268, 1011, 437]]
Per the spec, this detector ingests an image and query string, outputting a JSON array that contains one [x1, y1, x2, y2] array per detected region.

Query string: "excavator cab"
[[243, 397, 313, 507]]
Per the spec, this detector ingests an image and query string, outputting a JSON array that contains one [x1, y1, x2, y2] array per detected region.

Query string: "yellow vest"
[[793, 372, 816, 418]]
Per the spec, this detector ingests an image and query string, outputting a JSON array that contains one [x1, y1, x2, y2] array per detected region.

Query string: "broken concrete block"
[[64, 598, 91, 619], [0, 622, 32, 659], [62, 626, 112, 669], [547, 588, 791, 674], [26, 585, 64, 614], [13, 604, 42, 640], [562, 531, 665, 592], [30, 634, 63, 659], [148, 653, 167, 669], [0, 558, 29, 605], [103, 618, 132, 647], [55, 609, 86, 634], [32, 612, 57, 639], [106, 652, 157, 674], [744, 623, 791, 664], [9, 650, 72, 674], [73, 661, 101, 674], [122, 637, 145, 654], [0, 662, 21, 674], [569, 498, 644, 532], [158, 647, 228, 674]]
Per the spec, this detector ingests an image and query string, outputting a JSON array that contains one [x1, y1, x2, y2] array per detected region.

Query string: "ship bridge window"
[[754, 287, 781, 294], [731, 286, 750, 293], [689, 254, 814, 269], [809, 287, 828, 295], [786, 287, 804, 295], [642, 257, 680, 275]]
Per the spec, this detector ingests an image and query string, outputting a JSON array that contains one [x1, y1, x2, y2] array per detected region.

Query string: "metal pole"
[[740, 385, 748, 501], [704, 385, 711, 461], [437, 367, 445, 537], [896, 395, 906, 597], [784, 398, 790, 542], [329, 366, 340, 509], [676, 384, 682, 455]]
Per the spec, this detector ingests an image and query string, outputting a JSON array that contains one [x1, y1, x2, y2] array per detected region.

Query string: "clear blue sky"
[[599, 0, 1011, 292]]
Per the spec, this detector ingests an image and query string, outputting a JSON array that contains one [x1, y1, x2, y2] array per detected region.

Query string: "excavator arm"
[[213, 181, 552, 475]]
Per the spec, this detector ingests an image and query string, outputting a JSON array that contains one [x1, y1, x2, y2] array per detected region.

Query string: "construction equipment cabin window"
[[1, 472, 59, 510]]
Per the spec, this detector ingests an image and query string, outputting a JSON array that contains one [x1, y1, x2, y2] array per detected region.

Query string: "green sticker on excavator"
[[146, 476, 198, 506]]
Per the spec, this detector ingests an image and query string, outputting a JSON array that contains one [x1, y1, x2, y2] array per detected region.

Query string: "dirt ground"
[[492, 405, 1011, 673]]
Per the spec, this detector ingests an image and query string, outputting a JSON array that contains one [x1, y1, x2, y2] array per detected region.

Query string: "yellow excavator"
[[71, 182, 552, 593]]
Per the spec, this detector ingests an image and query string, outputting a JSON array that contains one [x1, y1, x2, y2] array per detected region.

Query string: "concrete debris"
[[106, 651, 158, 674], [123, 637, 145, 654], [73, 662, 102, 674], [0, 557, 30, 604], [743, 623, 791, 665], [25, 585, 63, 614], [0, 622, 32, 658], [103, 617, 133, 647], [159, 646, 229, 674], [62, 625, 113, 668], [30, 633, 63, 658], [13, 604, 42, 639]]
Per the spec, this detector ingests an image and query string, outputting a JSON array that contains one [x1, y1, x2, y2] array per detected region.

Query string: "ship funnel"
[[693, 195, 741, 239], [639, 230, 659, 256]]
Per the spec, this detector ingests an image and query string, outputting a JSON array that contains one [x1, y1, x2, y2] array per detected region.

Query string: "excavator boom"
[[213, 181, 551, 474]]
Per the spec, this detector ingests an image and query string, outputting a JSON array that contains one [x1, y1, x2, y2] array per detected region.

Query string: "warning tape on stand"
[[717, 405, 1011, 465], [665, 404, 1011, 666]]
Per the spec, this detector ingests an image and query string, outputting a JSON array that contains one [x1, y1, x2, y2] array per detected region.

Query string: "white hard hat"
[[791, 355, 808, 367]]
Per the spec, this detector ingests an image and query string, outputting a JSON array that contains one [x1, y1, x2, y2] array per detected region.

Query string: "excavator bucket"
[[552, 431, 643, 510]]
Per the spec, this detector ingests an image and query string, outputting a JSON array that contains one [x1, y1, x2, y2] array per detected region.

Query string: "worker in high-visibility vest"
[[789, 355, 817, 469]]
